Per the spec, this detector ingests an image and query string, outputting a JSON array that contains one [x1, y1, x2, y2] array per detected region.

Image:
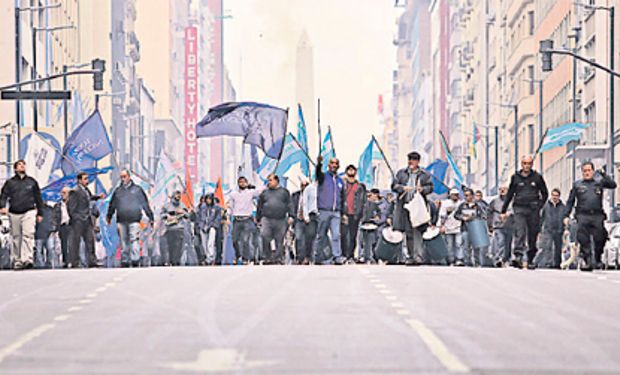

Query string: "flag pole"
[[532, 128, 549, 170], [317, 98, 322, 156], [371, 135, 395, 179], [32, 132, 82, 173], [328, 125, 337, 158]]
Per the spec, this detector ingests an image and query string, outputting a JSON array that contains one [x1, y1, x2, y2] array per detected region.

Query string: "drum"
[[376, 227, 404, 263], [360, 223, 379, 231], [467, 219, 490, 248], [423, 227, 448, 263]]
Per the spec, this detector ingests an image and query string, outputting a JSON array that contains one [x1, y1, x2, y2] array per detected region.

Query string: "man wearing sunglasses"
[[501, 155, 548, 269]]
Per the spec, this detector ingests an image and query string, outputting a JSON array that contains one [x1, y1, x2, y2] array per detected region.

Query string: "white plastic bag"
[[404, 193, 431, 228]]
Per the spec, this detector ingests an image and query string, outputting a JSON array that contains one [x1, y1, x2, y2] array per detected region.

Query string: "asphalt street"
[[1, 265, 620, 374]]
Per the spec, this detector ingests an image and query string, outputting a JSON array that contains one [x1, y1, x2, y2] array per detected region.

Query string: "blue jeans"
[[315, 210, 343, 261], [444, 233, 462, 264], [35, 233, 60, 269], [461, 231, 487, 267], [118, 222, 141, 264]]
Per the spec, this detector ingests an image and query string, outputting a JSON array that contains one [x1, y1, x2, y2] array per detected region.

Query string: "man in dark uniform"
[[501, 155, 548, 268], [564, 162, 617, 271], [67, 172, 104, 268], [391, 151, 434, 265]]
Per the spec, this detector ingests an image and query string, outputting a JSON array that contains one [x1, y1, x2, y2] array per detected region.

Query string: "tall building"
[[296, 30, 317, 152]]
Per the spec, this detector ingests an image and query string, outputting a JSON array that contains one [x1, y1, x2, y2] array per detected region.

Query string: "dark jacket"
[[541, 200, 565, 233], [361, 200, 382, 225], [502, 170, 548, 213], [316, 161, 345, 212], [161, 200, 189, 231], [257, 186, 293, 221], [67, 185, 100, 223], [565, 172, 617, 218], [107, 181, 154, 223], [390, 167, 434, 231], [0, 174, 43, 215], [343, 180, 367, 219], [35, 203, 61, 240], [455, 201, 487, 232], [196, 199, 222, 231]]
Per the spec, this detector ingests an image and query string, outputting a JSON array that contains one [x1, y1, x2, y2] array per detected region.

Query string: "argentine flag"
[[538, 122, 591, 153], [257, 133, 307, 181], [320, 128, 336, 172], [358, 138, 383, 186], [297, 104, 310, 177], [439, 131, 464, 188]]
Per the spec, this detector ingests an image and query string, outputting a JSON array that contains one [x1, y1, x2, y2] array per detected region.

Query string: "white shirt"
[[60, 200, 70, 225], [439, 198, 462, 234], [227, 186, 266, 217], [301, 184, 318, 222]]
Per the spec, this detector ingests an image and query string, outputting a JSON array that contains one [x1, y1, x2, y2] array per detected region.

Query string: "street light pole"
[[610, 6, 615, 208], [538, 80, 543, 173], [514, 104, 519, 172], [495, 126, 499, 192]]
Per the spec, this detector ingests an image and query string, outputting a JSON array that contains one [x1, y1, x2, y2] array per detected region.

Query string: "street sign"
[[1, 90, 71, 100]]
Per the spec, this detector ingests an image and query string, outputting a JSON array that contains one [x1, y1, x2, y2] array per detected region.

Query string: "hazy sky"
[[224, 0, 397, 167]]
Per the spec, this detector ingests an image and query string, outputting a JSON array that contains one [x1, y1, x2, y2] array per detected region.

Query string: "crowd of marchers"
[[0, 150, 616, 271]]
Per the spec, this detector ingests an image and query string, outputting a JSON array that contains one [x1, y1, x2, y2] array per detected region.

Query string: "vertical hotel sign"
[[184, 26, 198, 182]]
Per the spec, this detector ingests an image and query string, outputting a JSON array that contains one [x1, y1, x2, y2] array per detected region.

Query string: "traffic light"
[[92, 58, 106, 91], [540, 40, 554, 72]]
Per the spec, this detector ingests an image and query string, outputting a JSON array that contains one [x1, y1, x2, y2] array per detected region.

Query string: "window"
[[528, 65, 535, 95], [528, 124, 535, 153], [528, 11, 535, 36]]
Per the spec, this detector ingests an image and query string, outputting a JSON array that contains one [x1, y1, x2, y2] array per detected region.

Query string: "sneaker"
[[510, 258, 523, 269], [13, 262, 23, 270], [454, 260, 465, 267], [494, 259, 503, 268], [22, 262, 34, 270]]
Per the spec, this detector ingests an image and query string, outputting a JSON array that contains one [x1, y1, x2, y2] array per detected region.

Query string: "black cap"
[[370, 188, 381, 195], [407, 152, 421, 161]]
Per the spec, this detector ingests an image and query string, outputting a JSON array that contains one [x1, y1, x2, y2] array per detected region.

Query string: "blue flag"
[[61, 110, 113, 175], [196, 102, 288, 158], [98, 192, 120, 261], [41, 166, 114, 202], [358, 138, 383, 187], [250, 144, 260, 171], [439, 131, 464, 189], [297, 104, 310, 177], [257, 133, 307, 181], [538, 122, 590, 153], [320, 129, 336, 172], [425, 159, 449, 195]]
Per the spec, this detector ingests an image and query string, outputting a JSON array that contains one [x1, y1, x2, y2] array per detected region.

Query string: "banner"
[[24, 133, 56, 186], [538, 122, 590, 153], [61, 110, 113, 175], [297, 104, 310, 177], [184, 26, 199, 183]]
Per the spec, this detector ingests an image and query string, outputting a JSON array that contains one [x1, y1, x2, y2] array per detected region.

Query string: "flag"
[[181, 168, 195, 209], [98, 191, 119, 260], [196, 102, 288, 158], [297, 104, 310, 177], [250, 144, 260, 171], [256, 133, 307, 180], [151, 152, 182, 212], [320, 128, 336, 172], [471, 124, 480, 159], [71, 91, 86, 132], [61, 110, 113, 175], [425, 159, 449, 195], [538, 122, 591, 153], [214, 178, 225, 208], [41, 167, 114, 202], [19, 132, 62, 172], [358, 138, 383, 186], [439, 131, 464, 188], [24, 133, 56, 186]]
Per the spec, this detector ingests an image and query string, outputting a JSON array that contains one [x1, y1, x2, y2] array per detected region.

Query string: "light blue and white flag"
[[61, 110, 113, 175], [358, 138, 383, 187], [256, 133, 307, 181], [320, 128, 336, 172], [439, 131, 464, 189], [538, 122, 591, 153], [297, 104, 310, 177]]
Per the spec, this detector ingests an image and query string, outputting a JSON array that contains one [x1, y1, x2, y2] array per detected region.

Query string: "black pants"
[[341, 217, 360, 259], [576, 214, 608, 263], [59, 224, 71, 266], [69, 219, 96, 267], [294, 217, 317, 261], [260, 218, 288, 263], [232, 218, 254, 260], [165, 229, 184, 266], [512, 207, 541, 262]]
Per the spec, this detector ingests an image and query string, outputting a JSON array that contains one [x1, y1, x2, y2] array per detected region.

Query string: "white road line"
[[395, 309, 411, 316], [378, 289, 393, 295], [95, 287, 107, 292], [105, 282, 116, 287], [391, 302, 404, 308], [369, 278, 380, 283], [406, 319, 470, 373], [385, 295, 397, 301], [597, 276, 608, 280], [0, 324, 55, 364], [86, 293, 97, 298], [113, 277, 123, 282], [53, 315, 71, 322], [374, 284, 386, 289], [67, 306, 83, 312], [78, 299, 92, 304]]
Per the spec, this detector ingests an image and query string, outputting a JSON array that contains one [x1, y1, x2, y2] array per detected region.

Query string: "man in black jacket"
[[564, 162, 617, 270], [106, 169, 154, 267], [67, 172, 104, 268], [0, 160, 44, 270], [535, 188, 565, 268], [341, 165, 367, 262], [35, 200, 61, 269], [501, 155, 548, 268], [257, 174, 293, 264], [391, 151, 434, 265]]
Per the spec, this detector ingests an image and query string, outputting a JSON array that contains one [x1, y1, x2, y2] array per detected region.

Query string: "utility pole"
[[610, 6, 615, 208], [538, 80, 543, 173]]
